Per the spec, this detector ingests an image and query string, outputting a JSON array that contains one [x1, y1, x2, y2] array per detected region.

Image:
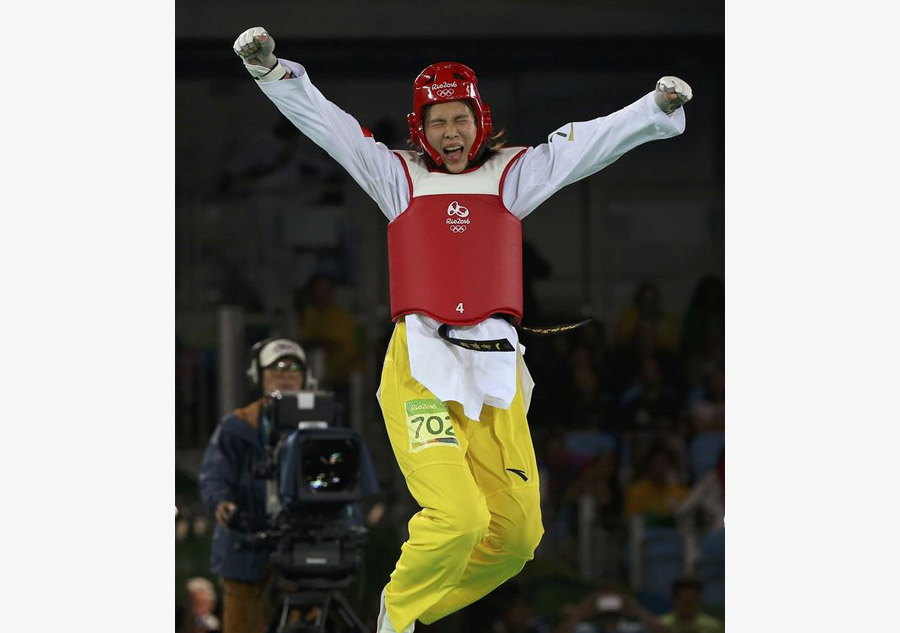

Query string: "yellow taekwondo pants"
[[377, 321, 544, 632]]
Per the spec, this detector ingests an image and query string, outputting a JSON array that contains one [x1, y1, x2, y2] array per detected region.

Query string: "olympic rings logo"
[[434, 88, 457, 98], [450, 226, 467, 233]]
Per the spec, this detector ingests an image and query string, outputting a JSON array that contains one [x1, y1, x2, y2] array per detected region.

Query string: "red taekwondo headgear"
[[407, 62, 493, 167]]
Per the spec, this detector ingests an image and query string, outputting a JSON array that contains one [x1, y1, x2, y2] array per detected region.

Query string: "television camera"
[[237, 389, 378, 633]]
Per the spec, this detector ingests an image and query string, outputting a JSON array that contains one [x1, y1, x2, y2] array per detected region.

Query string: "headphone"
[[246, 337, 316, 393]]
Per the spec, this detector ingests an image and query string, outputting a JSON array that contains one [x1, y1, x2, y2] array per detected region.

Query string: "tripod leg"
[[270, 590, 333, 633], [328, 591, 368, 632], [265, 587, 366, 633]]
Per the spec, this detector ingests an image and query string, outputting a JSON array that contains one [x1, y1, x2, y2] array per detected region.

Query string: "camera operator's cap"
[[259, 338, 307, 369]]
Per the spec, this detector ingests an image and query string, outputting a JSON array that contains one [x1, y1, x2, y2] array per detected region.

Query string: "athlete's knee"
[[490, 489, 544, 559], [505, 515, 544, 560], [425, 500, 492, 549], [450, 502, 493, 543]]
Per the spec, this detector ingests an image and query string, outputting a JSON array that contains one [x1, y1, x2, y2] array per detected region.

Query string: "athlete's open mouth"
[[443, 145, 464, 161]]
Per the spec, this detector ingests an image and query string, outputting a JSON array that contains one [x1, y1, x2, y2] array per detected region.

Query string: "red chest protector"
[[388, 147, 527, 326]]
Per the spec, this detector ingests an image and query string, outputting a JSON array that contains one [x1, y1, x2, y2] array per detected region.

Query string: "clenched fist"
[[233, 27, 288, 82], [654, 76, 692, 114]]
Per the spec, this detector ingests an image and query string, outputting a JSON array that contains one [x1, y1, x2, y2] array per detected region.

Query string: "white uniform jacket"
[[258, 60, 686, 420]]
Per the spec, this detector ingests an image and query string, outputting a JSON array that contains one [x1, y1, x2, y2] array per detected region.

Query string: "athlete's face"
[[424, 101, 477, 173]]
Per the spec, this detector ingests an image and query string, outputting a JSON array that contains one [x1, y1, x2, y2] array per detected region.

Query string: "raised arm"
[[504, 76, 692, 219], [232, 27, 410, 221]]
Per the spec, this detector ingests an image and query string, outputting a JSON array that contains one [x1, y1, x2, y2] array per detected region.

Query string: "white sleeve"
[[256, 59, 410, 221], [502, 92, 686, 219]]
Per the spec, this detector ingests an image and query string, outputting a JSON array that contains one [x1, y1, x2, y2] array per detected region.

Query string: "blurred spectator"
[[687, 362, 724, 433], [622, 426, 690, 492], [554, 589, 672, 633], [560, 450, 624, 532], [677, 451, 724, 533], [625, 445, 688, 522], [295, 273, 363, 391], [657, 577, 724, 633], [680, 276, 725, 389], [555, 579, 723, 633], [618, 355, 681, 434], [564, 345, 616, 431], [464, 580, 551, 633], [611, 317, 683, 402], [572, 321, 611, 380], [614, 282, 680, 353], [539, 428, 583, 519], [574, 320, 607, 354], [178, 577, 222, 633], [616, 354, 687, 484], [538, 428, 576, 556]]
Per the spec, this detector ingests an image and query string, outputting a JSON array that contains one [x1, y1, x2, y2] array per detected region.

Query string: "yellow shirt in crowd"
[[658, 612, 724, 633], [625, 479, 688, 517], [298, 305, 362, 385]]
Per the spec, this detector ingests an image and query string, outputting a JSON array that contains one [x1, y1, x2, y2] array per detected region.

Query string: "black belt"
[[437, 318, 592, 352]]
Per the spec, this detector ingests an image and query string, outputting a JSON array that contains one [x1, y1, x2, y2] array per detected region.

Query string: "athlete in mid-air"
[[231, 27, 692, 633]]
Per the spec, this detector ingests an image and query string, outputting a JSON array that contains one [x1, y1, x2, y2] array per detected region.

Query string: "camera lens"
[[300, 439, 361, 493]]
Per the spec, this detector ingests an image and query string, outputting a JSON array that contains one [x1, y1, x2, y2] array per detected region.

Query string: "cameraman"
[[199, 338, 311, 633]]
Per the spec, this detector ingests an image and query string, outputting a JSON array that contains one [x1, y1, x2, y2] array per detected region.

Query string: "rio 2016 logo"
[[446, 201, 470, 233], [431, 82, 458, 99]]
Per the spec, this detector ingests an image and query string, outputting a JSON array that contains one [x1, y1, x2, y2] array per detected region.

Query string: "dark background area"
[[176, 2, 724, 631]]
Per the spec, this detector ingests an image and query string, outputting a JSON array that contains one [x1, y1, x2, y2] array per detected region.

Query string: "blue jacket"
[[199, 400, 271, 582]]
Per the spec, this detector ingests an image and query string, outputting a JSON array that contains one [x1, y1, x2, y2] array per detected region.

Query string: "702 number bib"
[[404, 399, 459, 453]]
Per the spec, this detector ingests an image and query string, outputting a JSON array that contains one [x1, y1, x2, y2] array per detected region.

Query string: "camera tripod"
[[265, 575, 367, 633]]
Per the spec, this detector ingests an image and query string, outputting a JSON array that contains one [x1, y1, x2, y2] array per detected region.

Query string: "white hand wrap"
[[654, 76, 693, 114], [233, 27, 288, 83]]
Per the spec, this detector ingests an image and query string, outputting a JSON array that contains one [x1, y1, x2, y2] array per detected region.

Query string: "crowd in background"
[[518, 275, 726, 632], [526, 274, 725, 547]]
